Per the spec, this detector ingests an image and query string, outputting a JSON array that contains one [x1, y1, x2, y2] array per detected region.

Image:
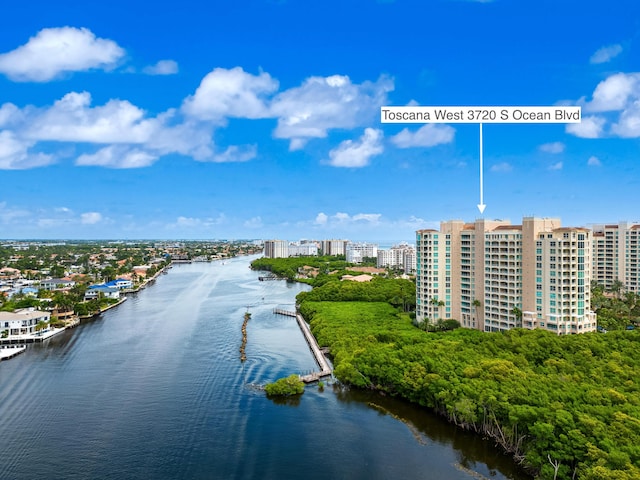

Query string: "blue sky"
[[1, 0, 639, 241]]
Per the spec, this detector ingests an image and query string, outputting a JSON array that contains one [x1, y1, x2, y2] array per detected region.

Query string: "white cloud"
[[490, 162, 512, 173], [585, 73, 640, 113], [143, 59, 178, 75], [271, 74, 393, 149], [587, 155, 602, 167], [314, 213, 328, 225], [590, 44, 623, 64], [611, 101, 640, 137], [76, 145, 158, 168], [0, 27, 124, 82], [315, 212, 382, 226], [0, 103, 24, 128], [565, 115, 606, 138], [539, 141, 565, 154], [167, 214, 226, 229], [80, 212, 103, 224], [207, 145, 257, 163], [182, 67, 278, 122], [351, 213, 382, 224], [548, 161, 563, 171], [327, 128, 383, 168], [25, 91, 158, 143], [391, 124, 455, 148], [0, 130, 55, 169]]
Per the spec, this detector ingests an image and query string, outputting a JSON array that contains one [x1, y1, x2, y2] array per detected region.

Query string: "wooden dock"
[[259, 274, 281, 281], [273, 309, 332, 383], [273, 308, 296, 317]]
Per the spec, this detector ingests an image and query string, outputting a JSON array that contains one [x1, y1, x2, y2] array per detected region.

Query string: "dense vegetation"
[[264, 374, 305, 396], [591, 281, 640, 331], [300, 301, 640, 479], [252, 256, 640, 478], [251, 255, 372, 283], [297, 276, 415, 312]]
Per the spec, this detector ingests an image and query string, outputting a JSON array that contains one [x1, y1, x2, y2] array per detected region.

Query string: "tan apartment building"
[[263, 240, 288, 258], [416, 217, 597, 335], [592, 222, 640, 293]]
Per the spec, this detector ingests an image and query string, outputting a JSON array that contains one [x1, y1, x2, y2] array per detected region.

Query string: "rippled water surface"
[[0, 256, 529, 479]]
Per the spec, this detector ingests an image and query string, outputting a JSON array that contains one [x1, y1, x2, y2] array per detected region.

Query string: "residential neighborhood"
[[0, 240, 262, 344]]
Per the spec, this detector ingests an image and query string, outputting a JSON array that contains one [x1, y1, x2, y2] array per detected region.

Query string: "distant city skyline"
[[1, 0, 639, 240]]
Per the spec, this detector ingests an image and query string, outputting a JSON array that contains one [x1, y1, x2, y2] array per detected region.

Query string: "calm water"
[[0, 256, 529, 479]]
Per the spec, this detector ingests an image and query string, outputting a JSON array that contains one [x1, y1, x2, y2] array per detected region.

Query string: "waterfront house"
[[0, 309, 51, 337], [40, 278, 76, 291], [105, 278, 133, 290], [85, 286, 120, 301]]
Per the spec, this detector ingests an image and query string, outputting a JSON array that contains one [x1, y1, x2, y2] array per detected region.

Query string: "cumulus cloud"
[[271, 74, 393, 149], [76, 145, 158, 168], [548, 161, 563, 171], [566, 115, 606, 138], [0, 59, 396, 169], [208, 145, 257, 163], [391, 124, 455, 148], [590, 44, 623, 64], [0, 91, 222, 169], [143, 59, 178, 75], [587, 155, 602, 167], [182, 67, 278, 122], [80, 212, 103, 224], [0, 27, 124, 82], [314, 213, 328, 225], [26, 91, 156, 143], [0, 130, 55, 169], [327, 128, 383, 168], [490, 162, 512, 173], [539, 141, 565, 154], [585, 73, 640, 112], [566, 72, 640, 139]]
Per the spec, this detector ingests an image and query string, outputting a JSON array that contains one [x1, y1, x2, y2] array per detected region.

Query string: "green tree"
[[265, 375, 305, 396]]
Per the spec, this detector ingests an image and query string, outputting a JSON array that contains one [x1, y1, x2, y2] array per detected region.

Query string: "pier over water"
[[273, 308, 332, 383]]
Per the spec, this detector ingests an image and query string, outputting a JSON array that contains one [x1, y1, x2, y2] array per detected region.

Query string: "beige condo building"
[[592, 222, 640, 293], [416, 217, 597, 335]]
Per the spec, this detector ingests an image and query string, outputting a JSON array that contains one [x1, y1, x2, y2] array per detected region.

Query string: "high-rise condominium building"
[[591, 222, 640, 293], [321, 239, 349, 256], [263, 240, 288, 258], [377, 243, 416, 273], [416, 217, 597, 335], [346, 242, 378, 264]]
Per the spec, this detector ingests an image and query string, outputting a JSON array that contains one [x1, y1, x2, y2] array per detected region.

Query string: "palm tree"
[[511, 306, 523, 327], [472, 299, 481, 326], [430, 297, 444, 319], [610, 279, 625, 300]]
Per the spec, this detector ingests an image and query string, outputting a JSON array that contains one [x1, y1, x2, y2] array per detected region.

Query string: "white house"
[[0, 309, 51, 337]]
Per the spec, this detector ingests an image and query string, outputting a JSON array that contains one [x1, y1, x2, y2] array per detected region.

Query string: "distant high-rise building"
[[263, 240, 288, 258], [591, 222, 640, 293], [346, 242, 378, 264], [288, 242, 319, 257], [377, 243, 416, 273], [416, 217, 596, 335], [321, 239, 349, 256]]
